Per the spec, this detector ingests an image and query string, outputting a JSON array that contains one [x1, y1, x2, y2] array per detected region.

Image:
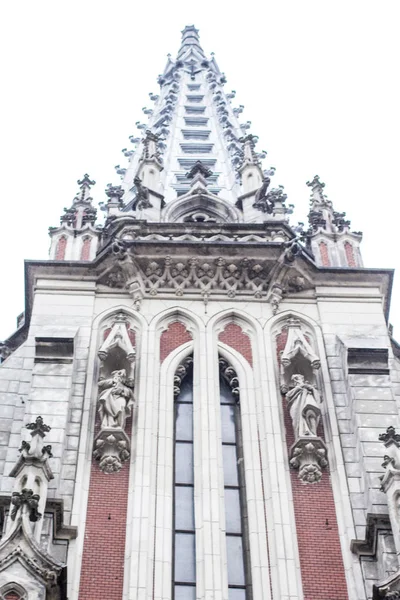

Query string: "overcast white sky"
[[0, 1, 399, 340]]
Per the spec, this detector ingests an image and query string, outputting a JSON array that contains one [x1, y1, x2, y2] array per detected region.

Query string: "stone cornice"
[[2, 240, 393, 355]]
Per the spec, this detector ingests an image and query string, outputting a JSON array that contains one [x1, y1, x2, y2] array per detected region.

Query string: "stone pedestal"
[[93, 428, 130, 474], [289, 437, 328, 484]]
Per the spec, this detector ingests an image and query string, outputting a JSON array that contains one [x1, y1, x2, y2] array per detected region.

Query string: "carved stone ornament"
[[93, 430, 131, 474], [219, 358, 240, 400], [280, 318, 321, 371], [133, 175, 153, 210], [279, 317, 327, 483], [93, 315, 136, 473], [289, 439, 328, 484], [98, 312, 136, 363], [174, 356, 193, 397]]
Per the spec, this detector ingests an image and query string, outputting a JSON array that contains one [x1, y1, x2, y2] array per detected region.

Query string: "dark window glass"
[[175, 443, 194, 484], [174, 363, 195, 597], [228, 588, 246, 600], [219, 367, 251, 599], [226, 536, 246, 586], [176, 403, 194, 441], [220, 404, 236, 443], [222, 445, 239, 487], [178, 376, 194, 403], [175, 533, 196, 583], [220, 375, 235, 404], [175, 585, 196, 600], [225, 488, 242, 534], [175, 487, 195, 530]]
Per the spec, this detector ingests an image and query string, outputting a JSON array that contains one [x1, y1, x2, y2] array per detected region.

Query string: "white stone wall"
[[2, 278, 398, 600]]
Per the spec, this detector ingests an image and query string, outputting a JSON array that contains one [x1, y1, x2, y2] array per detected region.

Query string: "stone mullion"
[[262, 325, 304, 600], [138, 320, 162, 600], [201, 327, 225, 600], [124, 318, 152, 600]]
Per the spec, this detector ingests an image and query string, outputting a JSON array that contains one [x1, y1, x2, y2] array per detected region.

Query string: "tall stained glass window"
[[219, 359, 252, 600], [173, 357, 196, 600]]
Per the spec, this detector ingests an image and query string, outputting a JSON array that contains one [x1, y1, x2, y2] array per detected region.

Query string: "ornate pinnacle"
[[26, 416, 51, 438], [379, 426, 400, 447], [306, 175, 332, 208], [75, 174, 96, 204], [105, 184, 124, 204]]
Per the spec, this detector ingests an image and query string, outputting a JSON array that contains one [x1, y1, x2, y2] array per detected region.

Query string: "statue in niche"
[[98, 369, 134, 430], [286, 373, 321, 438]]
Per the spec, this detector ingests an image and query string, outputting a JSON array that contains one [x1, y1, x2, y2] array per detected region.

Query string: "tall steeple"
[[116, 25, 290, 224], [1, 25, 398, 600], [46, 26, 362, 273]]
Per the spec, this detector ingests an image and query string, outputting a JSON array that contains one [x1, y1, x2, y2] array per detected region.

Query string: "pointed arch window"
[[0, 582, 28, 600], [173, 356, 196, 600], [319, 241, 330, 266], [344, 241, 356, 267], [80, 236, 92, 260], [55, 235, 67, 260], [219, 358, 252, 600]]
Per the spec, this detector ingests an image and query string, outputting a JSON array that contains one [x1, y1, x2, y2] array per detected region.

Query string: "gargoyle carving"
[[133, 175, 153, 210]]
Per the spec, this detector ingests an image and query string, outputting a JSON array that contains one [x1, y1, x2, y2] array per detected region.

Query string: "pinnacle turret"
[[48, 173, 100, 261], [305, 175, 362, 267]]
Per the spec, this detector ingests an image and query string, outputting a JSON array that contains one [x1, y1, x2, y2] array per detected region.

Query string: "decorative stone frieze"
[[93, 431, 130, 474], [93, 314, 136, 474], [279, 317, 327, 483], [97, 245, 314, 303]]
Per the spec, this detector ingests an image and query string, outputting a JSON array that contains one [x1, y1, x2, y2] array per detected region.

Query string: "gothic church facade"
[[0, 25, 399, 600]]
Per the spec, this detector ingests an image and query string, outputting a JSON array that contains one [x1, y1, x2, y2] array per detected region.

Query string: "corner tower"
[[0, 25, 399, 600]]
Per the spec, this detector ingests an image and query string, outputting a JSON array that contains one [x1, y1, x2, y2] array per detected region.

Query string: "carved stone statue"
[[98, 369, 134, 430], [286, 374, 321, 439]]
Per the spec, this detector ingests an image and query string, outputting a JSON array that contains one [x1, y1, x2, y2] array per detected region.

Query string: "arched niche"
[[162, 193, 242, 223]]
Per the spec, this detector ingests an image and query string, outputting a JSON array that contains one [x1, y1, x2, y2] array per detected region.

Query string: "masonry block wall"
[[317, 286, 399, 598], [0, 281, 95, 528]]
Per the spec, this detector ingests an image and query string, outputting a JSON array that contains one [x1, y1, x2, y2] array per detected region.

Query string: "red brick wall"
[[344, 242, 357, 267], [80, 236, 91, 260], [55, 235, 67, 260], [276, 330, 348, 600], [79, 332, 136, 600], [218, 322, 253, 366], [319, 241, 331, 267], [160, 321, 192, 363]]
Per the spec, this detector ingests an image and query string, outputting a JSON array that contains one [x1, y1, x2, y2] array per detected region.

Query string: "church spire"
[[114, 25, 289, 226]]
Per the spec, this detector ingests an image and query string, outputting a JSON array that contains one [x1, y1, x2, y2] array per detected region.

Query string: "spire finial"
[[76, 174, 96, 203], [306, 175, 326, 205], [177, 25, 206, 62]]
